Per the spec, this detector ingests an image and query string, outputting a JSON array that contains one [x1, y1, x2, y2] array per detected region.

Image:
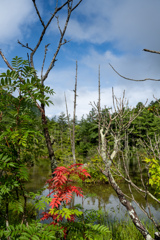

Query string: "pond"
[[26, 160, 160, 223]]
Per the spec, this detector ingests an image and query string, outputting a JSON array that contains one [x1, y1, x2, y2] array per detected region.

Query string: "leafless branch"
[[64, 92, 73, 148], [32, 0, 45, 27], [143, 49, 160, 55], [109, 63, 160, 82], [17, 40, 33, 51], [137, 154, 145, 189], [30, 1, 68, 70], [55, 15, 62, 35], [71, 0, 83, 12], [41, 44, 50, 80], [42, 2, 72, 82], [0, 50, 14, 70]]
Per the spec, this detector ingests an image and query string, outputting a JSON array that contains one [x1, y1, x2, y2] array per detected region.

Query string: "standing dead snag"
[[0, 0, 83, 173], [98, 65, 101, 153], [65, 61, 78, 164], [108, 46, 160, 239], [93, 90, 159, 239]]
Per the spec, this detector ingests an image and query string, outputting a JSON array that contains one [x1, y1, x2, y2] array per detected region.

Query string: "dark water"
[[26, 160, 160, 223]]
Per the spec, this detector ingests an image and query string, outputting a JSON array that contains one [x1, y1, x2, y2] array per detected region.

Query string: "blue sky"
[[0, 0, 160, 119]]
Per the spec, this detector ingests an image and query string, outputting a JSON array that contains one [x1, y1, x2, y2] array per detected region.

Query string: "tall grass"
[[106, 219, 155, 240]]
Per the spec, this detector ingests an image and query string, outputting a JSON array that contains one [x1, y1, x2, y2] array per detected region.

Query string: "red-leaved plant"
[[41, 164, 91, 234]]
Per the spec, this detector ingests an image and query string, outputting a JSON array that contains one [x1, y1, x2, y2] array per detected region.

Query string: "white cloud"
[[45, 83, 156, 120], [44, 47, 160, 120], [0, 0, 36, 45], [63, 0, 160, 51]]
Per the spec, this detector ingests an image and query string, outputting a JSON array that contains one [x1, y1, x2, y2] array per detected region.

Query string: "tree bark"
[[100, 127, 154, 240], [41, 104, 57, 173], [98, 65, 101, 152], [72, 61, 78, 164], [102, 168, 154, 240]]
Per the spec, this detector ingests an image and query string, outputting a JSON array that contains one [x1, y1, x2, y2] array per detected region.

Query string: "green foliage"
[[57, 206, 110, 239], [106, 218, 155, 240], [130, 104, 160, 145], [0, 153, 29, 200], [63, 221, 110, 240], [85, 155, 108, 183], [0, 56, 54, 106], [144, 158, 160, 197], [0, 221, 64, 240], [0, 57, 50, 230], [50, 207, 83, 220]]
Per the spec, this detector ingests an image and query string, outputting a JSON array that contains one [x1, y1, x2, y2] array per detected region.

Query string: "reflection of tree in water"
[[25, 159, 51, 192], [25, 164, 160, 222], [68, 183, 160, 223]]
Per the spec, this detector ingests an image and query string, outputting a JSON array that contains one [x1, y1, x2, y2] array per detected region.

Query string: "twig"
[[30, 1, 68, 69], [41, 44, 50, 80], [109, 63, 160, 82], [55, 15, 62, 35], [143, 49, 160, 55], [32, 0, 45, 27], [42, 2, 72, 81], [17, 40, 33, 51], [71, 0, 83, 12]]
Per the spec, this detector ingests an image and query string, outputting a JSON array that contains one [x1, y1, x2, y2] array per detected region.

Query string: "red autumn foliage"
[[41, 164, 91, 226]]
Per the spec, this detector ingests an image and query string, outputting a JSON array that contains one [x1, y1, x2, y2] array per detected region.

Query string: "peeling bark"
[[102, 168, 154, 240], [100, 125, 154, 240]]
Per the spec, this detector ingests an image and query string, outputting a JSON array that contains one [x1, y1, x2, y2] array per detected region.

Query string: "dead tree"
[[64, 61, 78, 164], [92, 89, 160, 239], [98, 65, 101, 153], [108, 47, 160, 239], [0, 0, 83, 173]]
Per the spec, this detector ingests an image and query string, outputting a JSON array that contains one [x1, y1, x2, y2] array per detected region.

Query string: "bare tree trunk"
[[5, 201, 11, 240], [64, 61, 78, 164], [64, 92, 73, 153], [104, 169, 154, 240], [98, 65, 101, 152], [72, 61, 78, 164], [41, 104, 57, 173], [100, 128, 154, 240]]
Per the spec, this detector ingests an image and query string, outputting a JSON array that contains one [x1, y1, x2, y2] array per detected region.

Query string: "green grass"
[[96, 217, 156, 240]]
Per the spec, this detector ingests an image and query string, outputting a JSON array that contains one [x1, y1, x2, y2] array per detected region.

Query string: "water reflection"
[[26, 162, 160, 223]]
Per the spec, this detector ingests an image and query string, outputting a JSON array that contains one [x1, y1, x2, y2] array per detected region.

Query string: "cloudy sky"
[[0, 0, 160, 119]]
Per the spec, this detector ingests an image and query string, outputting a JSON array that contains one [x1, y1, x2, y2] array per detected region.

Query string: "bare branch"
[[109, 63, 160, 82], [42, 2, 72, 81], [41, 43, 50, 80], [137, 154, 145, 189], [71, 0, 83, 12], [55, 15, 62, 35], [32, 0, 45, 27], [143, 48, 160, 55], [0, 50, 13, 70], [17, 40, 33, 51], [30, 1, 68, 69]]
